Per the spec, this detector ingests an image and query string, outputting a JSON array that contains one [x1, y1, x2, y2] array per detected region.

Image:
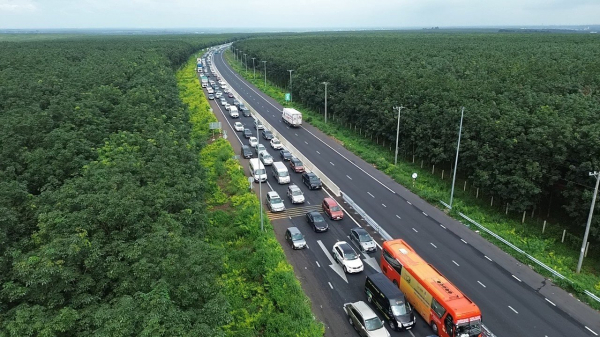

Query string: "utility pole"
[[322, 82, 329, 123], [288, 70, 294, 103], [262, 61, 267, 89], [244, 54, 247, 72], [252, 57, 256, 79], [393, 106, 404, 165], [258, 127, 264, 231], [449, 107, 465, 209], [577, 171, 600, 273]]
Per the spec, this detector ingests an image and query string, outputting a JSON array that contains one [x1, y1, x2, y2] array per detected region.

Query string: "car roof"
[[323, 197, 337, 205], [306, 172, 317, 177], [242, 145, 250, 149], [366, 273, 406, 301], [307, 211, 322, 217], [289, 184, 301, 191], [352, 227, 369, 236], [267, 191, 280, 198], [337, 241, 355, 254], [351, 301, 378, 320], [287, 226, 302, 235], [291, 157, 301, 162]]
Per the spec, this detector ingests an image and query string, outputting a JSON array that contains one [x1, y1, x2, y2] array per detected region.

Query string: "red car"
[[322, 197, 344, 220], [228, 92, 234, 98], [289, 157, 305, 173]]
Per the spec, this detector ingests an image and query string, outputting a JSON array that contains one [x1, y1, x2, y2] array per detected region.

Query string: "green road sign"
[[285, 93, 291, 101]]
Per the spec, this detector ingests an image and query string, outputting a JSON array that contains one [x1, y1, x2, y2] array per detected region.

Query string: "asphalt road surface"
[[200, 48, 600, 337]]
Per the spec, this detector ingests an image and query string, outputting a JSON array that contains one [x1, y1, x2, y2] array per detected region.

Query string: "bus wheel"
[[431, 322, 439, 335], [393, 279, 399, 287]]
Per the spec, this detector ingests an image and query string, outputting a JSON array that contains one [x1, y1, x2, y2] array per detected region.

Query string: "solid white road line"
[[440, 224, 446, 229], [508, 306, 519, 314], [407, 201, 412, 205], [452, 260, 459, 266], [544, 298, 556, 306], [430, 243, 437, 248], [512, 275, 522, 282], [485, 255, 493, 261], [477, 281, 486, 288], [585, 326, 599, 336], [422, 212, 428, 216], [328, 282, 334, 289], [461, 239, 468, 244], [316, 261, 320, 268]]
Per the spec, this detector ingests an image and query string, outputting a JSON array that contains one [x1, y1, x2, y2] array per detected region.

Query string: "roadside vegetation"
[[224, 32, 600, 309], [177, 57, 324, 336]]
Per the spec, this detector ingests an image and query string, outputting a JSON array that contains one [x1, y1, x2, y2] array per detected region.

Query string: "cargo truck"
[[282, 108, 302, 127], [201, 76, 208, 88]]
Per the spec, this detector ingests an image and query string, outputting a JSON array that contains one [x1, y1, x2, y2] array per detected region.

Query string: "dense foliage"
[[0, 35, 240, 335], [233, 32, 600, 239], [178, 58, 324, 336]]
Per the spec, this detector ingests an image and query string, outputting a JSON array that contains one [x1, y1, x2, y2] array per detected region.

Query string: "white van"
[[249, 158, 267, 182], [229, 106, 239, 118], [271, 161, 290, 184]]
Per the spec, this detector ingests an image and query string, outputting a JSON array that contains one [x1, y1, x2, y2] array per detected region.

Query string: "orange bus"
[[381, 239, 482, 337]]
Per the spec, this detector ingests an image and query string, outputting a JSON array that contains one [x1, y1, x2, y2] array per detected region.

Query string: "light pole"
[[449, 107, 465, 209], [233, 48, 237, 62], [258, 127, 264, 231], [393, 106, 404, 165], [576, 170, 600, 273], [288, 70, 294, 103], [262, 61, 267, 89], [238, 50, 242, 65], [252, 57, 256, 79], [244, 54, 247, 72], [322, 82, 329, 123]]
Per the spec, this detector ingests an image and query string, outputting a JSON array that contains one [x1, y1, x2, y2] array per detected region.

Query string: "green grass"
[[224, 50, 600, 310]]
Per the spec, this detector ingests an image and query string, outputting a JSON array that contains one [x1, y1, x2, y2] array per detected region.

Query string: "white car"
[[249, 137, 258, 148], [215, 91, 222, 98], [266, 191, 285, 212], [220, 99, 227, 106], [259, 151, 274, 166], [287, 184, 305, 204], [255, 144, 266, 154], [270, 137, 283, 150], [332, 241, 364, 274], [225, 103, 231, 110], [234, 122, 244, 132]]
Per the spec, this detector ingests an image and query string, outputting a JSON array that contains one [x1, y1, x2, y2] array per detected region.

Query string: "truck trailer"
[[282, 108, 302, 127]]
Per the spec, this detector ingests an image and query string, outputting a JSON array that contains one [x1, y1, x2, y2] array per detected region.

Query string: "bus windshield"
[[456, 320, 481, 336]]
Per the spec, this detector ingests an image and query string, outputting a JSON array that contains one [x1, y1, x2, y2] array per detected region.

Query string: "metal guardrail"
[[455, 209, 600, 304], [342, 192, 393, 241], [482, 324, 497, 337], [214, 53, 341, 197]]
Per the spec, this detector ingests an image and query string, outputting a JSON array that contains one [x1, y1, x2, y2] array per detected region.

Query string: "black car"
[[280, 149, 292, 161], [233, 99, 240, 107], [262, 130, 274, 140], [243, 128, 252, 139], [302, 172, 322, 189], [306, 211, 329, 232], [241, 145, 253, 159], [242, 108, 251, 117]]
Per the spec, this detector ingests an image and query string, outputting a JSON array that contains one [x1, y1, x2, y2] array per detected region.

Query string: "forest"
[[232, 32, 600, 241], [0, 34, 322, 336]]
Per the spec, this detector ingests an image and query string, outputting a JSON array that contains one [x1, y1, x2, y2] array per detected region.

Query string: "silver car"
[[285, 227, 306, 249], [266, 191, 285, 212], [259, 151, 274, 166], [287, 184, 305, 204], [350, 228, 377, 252], [344, 301, 390, 337]]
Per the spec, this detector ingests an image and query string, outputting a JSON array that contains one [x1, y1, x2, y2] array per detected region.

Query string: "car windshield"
[[364, 317, 384, 331], [256, 169, 265, 175], [343, 249, 358, 260], [279, 171, 288, 177], [390, 300, 411, 316], [358, 233, 372, 242], [263, 155, 272, 161], [291, 233, 304, 240], [271, 197, 282, 204], [310, 177, 320, 182], [292, 189, 302, 196], [312, 214, 325, 222], [456, 320, 482, 336], [331, 206, 341, 212]]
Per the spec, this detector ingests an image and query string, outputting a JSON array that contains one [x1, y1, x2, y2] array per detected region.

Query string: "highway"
[[205, 47, 599, 337]]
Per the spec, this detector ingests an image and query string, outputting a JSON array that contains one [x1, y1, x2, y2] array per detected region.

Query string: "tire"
[[389, 320, 397, 331], [393, 279, 399, 287], [431, 322, 439, 336], [344, 266, 348, 274]]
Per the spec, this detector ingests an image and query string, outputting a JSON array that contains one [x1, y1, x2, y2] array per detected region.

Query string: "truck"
[[201, 76, 208, 88], [197, 63, 203, 73], [282, 108, 302, 127], [229, 106, 239, 118]]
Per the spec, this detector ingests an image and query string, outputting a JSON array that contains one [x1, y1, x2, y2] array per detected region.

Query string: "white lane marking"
[[316, 151, 321, 154], [316, 261, 320, 267], [477, 281, 486, 288], [305, 141, 308, 144], [440, 224, 446, 229], [407, 201, 412, 205], [412, 228, 418, 233], [328, 282, 334, 289], [512, 275, 522, 282], [485, 255, 493, 262], [295, 133, 298, 136], [422, 212, 428, 216], [367, 192, 375, 198], [396, 215, 401, 219], [452, 260, 459, 266], [544, 298, 556, 306], [461, 239, 468, 244], [430, 242, 437, 248], [382, 204, 387, 208], [330, 161, 335, 166], [508, 306, 519, 314], [408, 330, 416, 337], [347, 175, 352, 180], [585, 326, 598, 336]]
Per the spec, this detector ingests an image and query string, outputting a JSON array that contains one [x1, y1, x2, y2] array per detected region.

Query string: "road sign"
[[222, 130, 227, 139], [285, 93, 291, 101], [209, 122, 221, 130]]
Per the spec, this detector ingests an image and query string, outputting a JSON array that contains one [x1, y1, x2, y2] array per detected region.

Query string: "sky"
[[0, 0, 598, 30]]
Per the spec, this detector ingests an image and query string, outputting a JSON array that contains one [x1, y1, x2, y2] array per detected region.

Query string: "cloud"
[[0, 0, 36, 12]]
